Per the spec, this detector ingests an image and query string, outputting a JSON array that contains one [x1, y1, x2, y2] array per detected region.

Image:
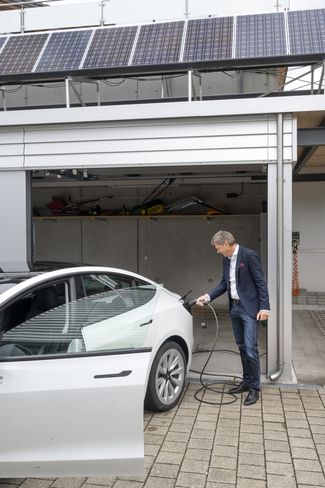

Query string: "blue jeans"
[[230, 302, 260, 390]]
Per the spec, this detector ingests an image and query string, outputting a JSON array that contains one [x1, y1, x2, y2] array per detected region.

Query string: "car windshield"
[[0, 285, 157, 358]]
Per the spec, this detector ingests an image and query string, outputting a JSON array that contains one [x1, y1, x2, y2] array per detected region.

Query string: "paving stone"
[[188, 437, 213, 449], [144, 433, 165, 445], [218, 418, 240, 428], [208, 467, 236, 484], [239, 432, 264, 444], [150, 463, 179, 478], [180, 459, 209, 475], [285, 419, 309, 429], [287, 428, 312, 438], [238, 464, 266, 480], [217, 426, 239, 437], [176, 471, 206, 488], [239, 452, 265, 466], [184, 449, 211, 461], [264, 439, 290, 452], [266, 461, 294, 476], [194, 420, 217, 430], [85, 477, 117, 486], [240, 423, 263, 434], [51, 479, 87, 488], [236, 479, 266, 488], [113, 482, 143, 488], [169, 423, 193, 434], [284, 411, 307, 420], [144, 444, 160, 456], [191, 428, 215, 439], [19, 481, 54, 488], [266, 474, 297, 487], [155, 451, 184, 465], [214, 435, 238, 447], [165, 432, 190, 443], [143, 477, 175, 488], [212, 445, 238, 457], [145, 425, 168, 436], [161, 441, 187, 454], [239, 442, 264, 455], [262, 414, 285, 423], [293, 458, 322, 472], [173, 416, 195, 425], [263, 422, 286, 432], [295, 471, 325, 486], [289, 436, 315, 449], [264, 430, 287, 441], [291, 447, 318, 459], [265, 451, 292, 463], [210, 455, 237, 470]]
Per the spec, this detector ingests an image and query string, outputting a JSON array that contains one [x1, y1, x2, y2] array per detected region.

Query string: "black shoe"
[[229, 382, 250, 394], [244, 389, 260, 406]]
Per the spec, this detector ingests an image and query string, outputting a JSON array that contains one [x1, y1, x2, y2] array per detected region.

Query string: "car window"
[[0, 275, 157, 360]]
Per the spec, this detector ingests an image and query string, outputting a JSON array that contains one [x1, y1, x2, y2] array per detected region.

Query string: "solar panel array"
[[36, 30, 92, 72], [0, 8, 324, 80], [236, 13, 287, 58], [183, 17, 233, 62], [83, 26, 137, 69], [132, 21, 184, 65], [0, 33, 48, 75], [288, 9, 325, 55]]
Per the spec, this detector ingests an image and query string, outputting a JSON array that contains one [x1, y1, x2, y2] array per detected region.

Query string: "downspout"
[[269, 113, 285, 381]]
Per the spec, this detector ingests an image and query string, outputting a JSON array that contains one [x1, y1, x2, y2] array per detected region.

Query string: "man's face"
[[214, 242, 235, 257]]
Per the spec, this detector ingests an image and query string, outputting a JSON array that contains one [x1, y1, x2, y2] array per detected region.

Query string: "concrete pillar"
[[0, 171, 32, 272]]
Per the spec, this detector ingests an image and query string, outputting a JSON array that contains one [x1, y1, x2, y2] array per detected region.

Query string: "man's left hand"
[[257, 310, 269, 321]]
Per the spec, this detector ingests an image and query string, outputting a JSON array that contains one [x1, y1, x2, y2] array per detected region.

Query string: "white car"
[[0, 266, 193, 478]]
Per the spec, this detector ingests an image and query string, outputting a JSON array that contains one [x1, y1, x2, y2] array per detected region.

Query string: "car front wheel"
[[145, 341, 186, 412]]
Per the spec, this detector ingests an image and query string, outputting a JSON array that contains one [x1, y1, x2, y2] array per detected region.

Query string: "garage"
[[0, 99, 295, 383], [1, 3, 325, 386]]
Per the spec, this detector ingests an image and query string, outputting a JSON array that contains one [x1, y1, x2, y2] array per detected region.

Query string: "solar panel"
[[183, 17, 233, 62], [288, 9, 325, 55], [132, 21, 184, 66], [0, 37, 6, 51], [236, 12, 286, 58], [0, 34, 48, 75], [82, 26, 137, 69], [35, 30, 92, 72]]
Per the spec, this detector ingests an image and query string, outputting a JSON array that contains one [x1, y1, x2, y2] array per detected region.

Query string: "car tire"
[[145, 340, 187, 412]]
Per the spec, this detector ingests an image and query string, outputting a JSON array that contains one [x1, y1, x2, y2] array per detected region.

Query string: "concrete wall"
[[293, 181, 325, 292], [33, 214, 260, 304]]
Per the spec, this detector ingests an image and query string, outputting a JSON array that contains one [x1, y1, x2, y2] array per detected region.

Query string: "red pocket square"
[[239, 262, 245, 268]]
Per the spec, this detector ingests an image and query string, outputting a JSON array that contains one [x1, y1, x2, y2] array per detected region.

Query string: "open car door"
[[0, 272, 157, 478], [0, 350, 151, 477]]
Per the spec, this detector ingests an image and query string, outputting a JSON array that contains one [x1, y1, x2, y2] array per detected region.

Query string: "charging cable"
[[189, 302, 243, 406]]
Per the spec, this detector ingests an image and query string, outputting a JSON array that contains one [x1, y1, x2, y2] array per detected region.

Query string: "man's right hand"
[[196, 293, 210, 307]]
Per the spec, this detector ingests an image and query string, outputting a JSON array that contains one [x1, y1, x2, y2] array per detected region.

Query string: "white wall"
[[293, 181, 325, 292]]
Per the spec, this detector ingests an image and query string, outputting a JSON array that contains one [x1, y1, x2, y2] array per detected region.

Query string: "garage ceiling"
[[296, 110, 325, 178]]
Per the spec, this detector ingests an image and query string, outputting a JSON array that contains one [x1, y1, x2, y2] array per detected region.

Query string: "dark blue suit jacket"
[[208, 245, 270, 318]]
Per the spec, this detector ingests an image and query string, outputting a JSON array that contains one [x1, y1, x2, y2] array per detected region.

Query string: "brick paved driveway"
[[1, 383, 325, 488]]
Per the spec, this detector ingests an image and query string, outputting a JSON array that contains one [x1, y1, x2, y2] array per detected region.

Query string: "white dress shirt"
[[229, 244, 240, 300]]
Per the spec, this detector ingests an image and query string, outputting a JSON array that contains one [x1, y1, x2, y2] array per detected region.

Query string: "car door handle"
[[94, 370, 132, 379], [139, 319, 153, 327]]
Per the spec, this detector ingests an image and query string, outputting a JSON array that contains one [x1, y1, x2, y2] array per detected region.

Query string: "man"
[[196, 230, 270, 406]]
